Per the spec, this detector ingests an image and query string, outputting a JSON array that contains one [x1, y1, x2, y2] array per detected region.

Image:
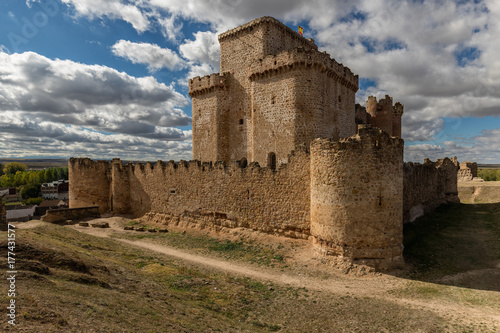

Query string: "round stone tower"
[[310, 125, 404, 270]]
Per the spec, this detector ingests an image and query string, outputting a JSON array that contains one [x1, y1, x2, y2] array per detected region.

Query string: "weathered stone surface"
[[403, 157, 459, 223], [91, 221, 109, 228], [158, 228, 169, 233], [41, 207, 100, 223], [310, 125, 405, 270], [458, 161, 478, 182], [147, 228, 157, 233], [78, 221, 89, 227], [190, 16, 358, 167], [134, 226, 145, 232], [124, 226, 134, 230]]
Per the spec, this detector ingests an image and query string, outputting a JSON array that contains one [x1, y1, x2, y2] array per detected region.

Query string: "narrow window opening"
[[240, 157, 248, 168], [271, 95, 276, 105], [239, 119, 244, 125], [268, 152, 277, 170]]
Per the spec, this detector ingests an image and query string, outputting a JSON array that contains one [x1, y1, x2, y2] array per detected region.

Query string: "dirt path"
[[69, 219, 500, 329]]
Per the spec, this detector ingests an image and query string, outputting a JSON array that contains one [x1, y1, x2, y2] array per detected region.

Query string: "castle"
[[69, 17, 459, 270]]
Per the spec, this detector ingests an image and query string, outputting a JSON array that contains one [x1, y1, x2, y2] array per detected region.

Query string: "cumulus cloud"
[[19, 0, 500, 162], [0, 51, 191, 159], [179, 31, 220, 78], [111, 40, 186, 72], [59, 0, 150, 32], [406, 127, 500, 163]]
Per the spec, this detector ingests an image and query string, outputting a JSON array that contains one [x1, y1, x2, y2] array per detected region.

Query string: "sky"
[[0, 0, 499, 163]]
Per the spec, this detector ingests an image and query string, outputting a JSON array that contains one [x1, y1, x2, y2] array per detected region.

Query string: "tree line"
[[477, 169, 500, 181], [0, 162, 68, 202]]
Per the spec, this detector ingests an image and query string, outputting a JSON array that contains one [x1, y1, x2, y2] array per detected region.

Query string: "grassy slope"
[[1, 222, 487, 332]]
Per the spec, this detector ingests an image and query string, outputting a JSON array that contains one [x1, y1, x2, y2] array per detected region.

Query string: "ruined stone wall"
[[403, 158, 459, 223], [310, 125, 404, 269], [41, 206, 100, 223], [121, 148, 311, 238], [357, 96, 404, 137], [69, 158, 111, 214], [458, 161, 478, 181]]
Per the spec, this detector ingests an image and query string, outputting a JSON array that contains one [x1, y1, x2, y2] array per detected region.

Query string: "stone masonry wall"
[[403, 158, 459, 223], [190, 17, 359, 167], [457, 161, 478, 182], [310, 125, 404, 269], [117, 147, 311, 239], [69, 158, 111, 214]]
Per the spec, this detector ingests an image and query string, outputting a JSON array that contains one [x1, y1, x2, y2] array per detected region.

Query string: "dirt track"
[[59, 217, 500, 330]]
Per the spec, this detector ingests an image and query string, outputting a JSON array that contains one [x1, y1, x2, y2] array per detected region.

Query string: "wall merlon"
[[218, 16, 318, 51], [188, 73, 228, 97], [249, 48, 359, 91]]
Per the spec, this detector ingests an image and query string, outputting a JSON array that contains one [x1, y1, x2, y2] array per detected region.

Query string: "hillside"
[[1, 201, 499, 332]]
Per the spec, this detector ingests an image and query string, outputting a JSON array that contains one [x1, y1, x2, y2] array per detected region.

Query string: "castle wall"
[[310, 126, 404, 269], [361, 96, 403, 137], [123, 148, 311, 238], [249, 48, 358, 166], [69, 158, 111, 214], [191, 78, 229, 162], [219, 22, 267, 162], [197, 16, 359, 166], [403, 158, 459, 223], [458, 161, 478, 181], [111, 159, 131, 214], [251, 71, 297, 166]]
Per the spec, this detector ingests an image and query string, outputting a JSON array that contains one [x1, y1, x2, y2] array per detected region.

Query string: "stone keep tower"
[[189, 17, 359, 167]]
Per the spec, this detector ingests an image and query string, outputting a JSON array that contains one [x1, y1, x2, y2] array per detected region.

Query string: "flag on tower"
[[298, 26, 303, 36]]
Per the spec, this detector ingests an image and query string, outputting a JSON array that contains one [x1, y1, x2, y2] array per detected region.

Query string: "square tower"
[[189, 17, 359, 167]]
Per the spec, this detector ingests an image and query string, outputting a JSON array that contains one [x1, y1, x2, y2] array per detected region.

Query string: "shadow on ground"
[[402, 202, 500, 292]]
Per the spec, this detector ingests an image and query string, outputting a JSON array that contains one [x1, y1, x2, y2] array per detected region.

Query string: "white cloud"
[[406, 127, 500, 163], [111, 40, 186, 72], [25, 0, 500, 162], [0, 51, 192, 159], [157, 14, 184, 43], [60, 0, 150, 32], [179, 31, 220, 79]]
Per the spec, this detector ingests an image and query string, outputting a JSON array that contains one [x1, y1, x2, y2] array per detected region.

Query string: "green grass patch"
[[112, 231, 288, 267]]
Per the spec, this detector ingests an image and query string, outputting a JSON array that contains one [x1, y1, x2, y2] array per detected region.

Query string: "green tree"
[[26, 197, 44, 205], [20, 183, 42, 199], [0, 163, 3, 176], [0, 174, 14, 187], [3, 162, 27, 175]]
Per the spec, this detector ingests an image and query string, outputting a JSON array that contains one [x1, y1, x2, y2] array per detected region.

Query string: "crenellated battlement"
[[394, 102, 404, 116], [188, 73, 229, 97], [311, 124, 403, 152], [218, 16, 318, 51], [249, 47, 359, 92], [356, 95, 404, 137]]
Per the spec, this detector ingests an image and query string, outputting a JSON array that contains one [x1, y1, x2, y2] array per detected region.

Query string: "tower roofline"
[[218, 16, 318, 50]]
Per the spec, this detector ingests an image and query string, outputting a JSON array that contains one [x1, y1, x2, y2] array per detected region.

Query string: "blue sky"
[[0, 0, 499, 163]]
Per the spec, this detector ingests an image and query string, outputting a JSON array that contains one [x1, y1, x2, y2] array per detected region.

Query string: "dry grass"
[[1, 198, 499, 332]]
